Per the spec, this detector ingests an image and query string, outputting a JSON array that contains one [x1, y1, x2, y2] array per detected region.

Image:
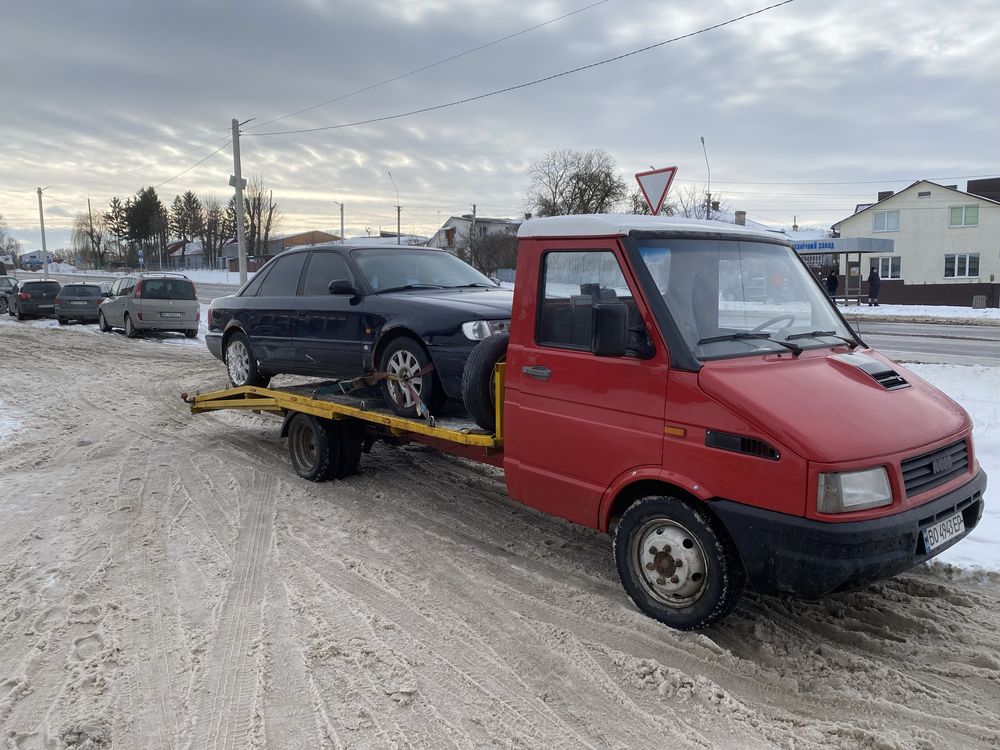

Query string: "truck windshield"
[[634, 238, 855, 361]]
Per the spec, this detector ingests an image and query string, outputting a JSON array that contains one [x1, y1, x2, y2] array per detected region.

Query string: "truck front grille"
[[901, 439, 968, 497]]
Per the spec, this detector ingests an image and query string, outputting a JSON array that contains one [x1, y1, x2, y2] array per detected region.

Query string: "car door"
[[292, 250, 366, 376], [504, 241, 668, 528], [103, 278, 123, 325], [106, 277, 134, 326], [240, 252, 308, 367]]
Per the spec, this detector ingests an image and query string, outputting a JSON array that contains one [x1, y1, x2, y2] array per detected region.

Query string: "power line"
[[699, 172, 1000, 186], [154, 140, 233, 189], [249, 0, 799, 138], [247, 0, 615, 132]]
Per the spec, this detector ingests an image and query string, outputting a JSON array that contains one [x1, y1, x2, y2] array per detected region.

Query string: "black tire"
[[327, 420, 364, 479], [16, 307, 25, 321], [98, 311, 111, 333], [124, 313, 140, 338], [287, 413, 338, 482], [57, 317, 68, 325], [0, 297, 8, 314], [224, 331, 271, 388], [183, 330, 198, 339], [378, 336, 446, 418], [613, 495, 745, 630], [461, 332, 508, 431]]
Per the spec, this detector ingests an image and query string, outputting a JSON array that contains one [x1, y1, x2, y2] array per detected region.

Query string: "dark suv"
[[8, 279, 61, 320], [205, 245, 513, 417]]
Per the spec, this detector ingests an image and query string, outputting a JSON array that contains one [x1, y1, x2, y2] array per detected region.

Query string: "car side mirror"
[[102, 291, 110, 298], [328, 279, 358, 295], [592, 301, 628, 357]]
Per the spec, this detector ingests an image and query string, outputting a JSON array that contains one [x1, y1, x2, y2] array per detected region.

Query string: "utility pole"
[[36, 187, 49, 277], [333, 201, 345, 243], [229, 117, 253, 284], [700, 136, 712, 220], [87, 198, 97, 269], [387, 170, 401, 245], [469, 203, 477, 263]]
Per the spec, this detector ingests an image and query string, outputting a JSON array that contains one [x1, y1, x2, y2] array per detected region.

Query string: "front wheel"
[[225, 332, 271, 388], [378, 337, 446, 418], [613, 496, 745, 630], [98, 311, 111, 333], [287, 413, 337, 481]]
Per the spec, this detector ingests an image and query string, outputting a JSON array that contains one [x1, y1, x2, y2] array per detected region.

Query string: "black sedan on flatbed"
[[205, 245, 513, 416]]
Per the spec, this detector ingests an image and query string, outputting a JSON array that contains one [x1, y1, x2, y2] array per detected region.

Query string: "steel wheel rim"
[[386, 349, 421, 408], [227, 340, 250, 385], [290, 420, 318, 471], [125, 316, 133, 336], [633, 518, 709, 608]]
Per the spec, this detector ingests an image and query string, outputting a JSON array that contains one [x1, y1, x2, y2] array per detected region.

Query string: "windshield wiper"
[[453, 282, 497, 288], [698, 332, 803, 355], [375, 283, 445, 294], [785, 330, 859, 348]]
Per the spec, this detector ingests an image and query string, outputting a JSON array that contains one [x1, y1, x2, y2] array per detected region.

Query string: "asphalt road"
[[37, 271, 1000, 366]]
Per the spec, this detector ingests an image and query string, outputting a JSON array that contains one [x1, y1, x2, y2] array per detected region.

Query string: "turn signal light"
[[18, 292, 30, 301]]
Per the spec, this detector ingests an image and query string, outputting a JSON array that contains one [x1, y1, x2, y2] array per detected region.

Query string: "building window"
[[949, 205, 979, 227], [875, 256, 901, 279], [873, 210, 900, 232], [944, 253, 980, 278], [917, 191, 931, 198]]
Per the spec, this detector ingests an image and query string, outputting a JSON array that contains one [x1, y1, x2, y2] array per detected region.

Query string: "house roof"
[[832, 180, 1000, 230]]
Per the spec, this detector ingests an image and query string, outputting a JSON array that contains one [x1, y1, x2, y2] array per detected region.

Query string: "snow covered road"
[[1, 320, 999, 748]]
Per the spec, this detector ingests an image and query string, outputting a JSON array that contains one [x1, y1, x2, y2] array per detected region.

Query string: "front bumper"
[[711, 469, 986, 597], [428, 343, 477, 399], [205, 331, 224, 361]]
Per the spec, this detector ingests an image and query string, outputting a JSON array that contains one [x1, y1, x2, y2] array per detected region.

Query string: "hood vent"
[[705, 430, 779, 460], [832, 353, 910, 390]]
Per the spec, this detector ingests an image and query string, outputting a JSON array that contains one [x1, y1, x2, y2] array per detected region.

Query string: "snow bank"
[[840, 303, 1000, 322], [0, 399, 22, 441]]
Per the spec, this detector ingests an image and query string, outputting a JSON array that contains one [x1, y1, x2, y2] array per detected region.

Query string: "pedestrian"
[[826, 270, 839, 297], [868, 267, 881, 306]]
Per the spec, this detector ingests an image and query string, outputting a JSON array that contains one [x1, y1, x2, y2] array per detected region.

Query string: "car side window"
[[240, 267, 270, 297], [256, 253, 308, 297], [537, 250, 653, 358], [109, 279, 122, 296], [121, 278, 136, 297], [302, 251, 354, 296]]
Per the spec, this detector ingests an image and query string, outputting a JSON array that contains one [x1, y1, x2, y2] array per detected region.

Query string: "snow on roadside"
[[0, 399, 22, 440], [907, 363, 1000, 571], [840, 303, 1000, 322]]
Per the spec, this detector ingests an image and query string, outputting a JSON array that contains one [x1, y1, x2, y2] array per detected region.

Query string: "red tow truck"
[[187, 214, 986, 629]]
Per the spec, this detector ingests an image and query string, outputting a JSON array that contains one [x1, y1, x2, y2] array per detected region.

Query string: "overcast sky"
[[2, 0, 998, 253]]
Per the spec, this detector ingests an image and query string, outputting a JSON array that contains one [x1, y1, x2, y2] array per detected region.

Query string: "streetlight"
[[387, 170, 401, 244], [333, 201, 345, 243], [700, 136, 712, 220]]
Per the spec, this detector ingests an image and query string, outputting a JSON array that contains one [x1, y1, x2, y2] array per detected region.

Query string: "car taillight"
[[137, 312, 143, 320], [54, 297, 61, 305], [134, 281, 143, 298], [196, 309, 201, 322], [18, 292, 30, 301]]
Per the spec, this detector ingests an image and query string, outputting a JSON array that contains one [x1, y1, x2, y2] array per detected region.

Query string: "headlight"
[[462, 319, 510, 340], [817, 467, 892, 513]]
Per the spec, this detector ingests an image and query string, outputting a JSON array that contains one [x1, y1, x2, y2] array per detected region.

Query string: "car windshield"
[[351, 248, 496, 292], [63, 285, 102, 297], [634, 238, 855, 360]]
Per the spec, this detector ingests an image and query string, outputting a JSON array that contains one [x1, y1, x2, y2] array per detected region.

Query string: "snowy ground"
[[1, 315, 999, 748]]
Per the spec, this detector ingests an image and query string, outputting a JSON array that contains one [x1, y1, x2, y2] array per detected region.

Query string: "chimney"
[[735, 210, 746, 226], [877, 190, 894, 201], [524, 212, 532, 220]]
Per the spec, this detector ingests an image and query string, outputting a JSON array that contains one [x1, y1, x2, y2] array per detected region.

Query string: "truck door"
[[505, 241, 668, 528]]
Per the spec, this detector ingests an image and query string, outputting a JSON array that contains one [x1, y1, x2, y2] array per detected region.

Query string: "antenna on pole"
[[700, 136, 712, 220], [387, 170, 401, 244]]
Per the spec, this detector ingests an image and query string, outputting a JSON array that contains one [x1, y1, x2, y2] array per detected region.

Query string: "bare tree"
[[526, 148, 628, 216], [626, 187, 677, 216], [199, 195, 230, 269], [672, 184, 728, 220], [242, 176, 281, 255], [72, 211, 109, 268], [462, 229, 518, 277]]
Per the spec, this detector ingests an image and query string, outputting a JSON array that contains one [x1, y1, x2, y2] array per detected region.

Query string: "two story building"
[[831, 179, 1000, 306]]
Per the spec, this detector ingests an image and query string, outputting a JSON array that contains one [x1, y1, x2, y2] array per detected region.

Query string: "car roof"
[[280, 244, 443, 255], [517, 214, 788, 243], [21, 278, 60, 283]]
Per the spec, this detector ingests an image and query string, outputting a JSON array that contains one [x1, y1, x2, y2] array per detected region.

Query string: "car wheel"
[[57, 317, 68, 325], [378, 336, 446, 418], [326, 420, 364, 479], [613, 495, 745, 631], [16, 307, 24, 321], [225, 332, 271, 388], [124, 313, 140, 338], [183, 330, 198, 339], [461, 332, 508, 432], [287, 413, 338, 482], [0, 297, 7, 314], [98, 311, 111, 333]]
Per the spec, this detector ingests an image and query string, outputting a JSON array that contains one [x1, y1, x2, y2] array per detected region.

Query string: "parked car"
[[98, 273, 199, 338], [7, 279, 61, 320], [55, 282, 106, 324], [0, 275, 17, 314], [205, 244, 514, 417]]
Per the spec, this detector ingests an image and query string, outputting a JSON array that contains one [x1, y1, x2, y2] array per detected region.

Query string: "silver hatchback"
[[98, 273, 200, 338]]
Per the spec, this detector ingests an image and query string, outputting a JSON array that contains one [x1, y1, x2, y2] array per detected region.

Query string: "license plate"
[[39, 304, 54, 309], [71, 301, 89, 306], [923, 512, 965, 552], [160, 312, 183, 318]]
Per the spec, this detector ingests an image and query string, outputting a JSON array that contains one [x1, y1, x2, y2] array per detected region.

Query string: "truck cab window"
[[538, 250, 651, 357]]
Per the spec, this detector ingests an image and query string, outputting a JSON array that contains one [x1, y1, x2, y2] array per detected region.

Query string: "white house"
[[429, 215, 520, 255], [831, 179, 1000, 306]]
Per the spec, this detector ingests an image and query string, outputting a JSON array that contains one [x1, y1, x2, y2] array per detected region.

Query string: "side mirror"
[[328, 279, 358, 295], [102, 291, 110, 298], [591, 302, 628, 357]]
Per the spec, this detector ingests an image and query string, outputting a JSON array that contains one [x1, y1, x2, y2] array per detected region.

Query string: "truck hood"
[[382, 287, 514, 318], [697, 349, 970, 463]]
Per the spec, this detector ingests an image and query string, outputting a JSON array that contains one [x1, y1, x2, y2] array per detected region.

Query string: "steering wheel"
[[752, 314, 795, 332]]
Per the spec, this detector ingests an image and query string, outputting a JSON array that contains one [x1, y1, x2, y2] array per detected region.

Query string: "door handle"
[[522, 365, 551, 380]]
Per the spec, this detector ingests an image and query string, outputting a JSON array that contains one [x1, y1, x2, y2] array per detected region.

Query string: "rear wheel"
[[461, 333, 508, 431], [57, 317, 68, 325], [287, 413, 337, 481], [328, 420, 364, 479], [0, 297, 8, 314], [98, 311, 111, 333], [378, 337, 446, 418], [183, 330, 198, 339], [613, 495, 745, 630], [225, 332, 271, 388], [124, 313, 140, 338], [16, 306, 25, 321]]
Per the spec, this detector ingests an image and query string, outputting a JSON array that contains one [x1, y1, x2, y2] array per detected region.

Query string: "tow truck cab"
[[501, 214, 985, 628]]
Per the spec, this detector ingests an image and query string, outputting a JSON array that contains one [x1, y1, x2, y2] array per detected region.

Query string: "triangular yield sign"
[[635, 166, 678, 215]]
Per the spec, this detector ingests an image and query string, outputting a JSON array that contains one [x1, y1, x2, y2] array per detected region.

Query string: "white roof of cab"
[[516, 214, 784, 242]]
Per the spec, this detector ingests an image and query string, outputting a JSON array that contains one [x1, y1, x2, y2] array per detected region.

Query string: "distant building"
[[429, 215, 520, 255], [831, 180, 1000, 307]]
